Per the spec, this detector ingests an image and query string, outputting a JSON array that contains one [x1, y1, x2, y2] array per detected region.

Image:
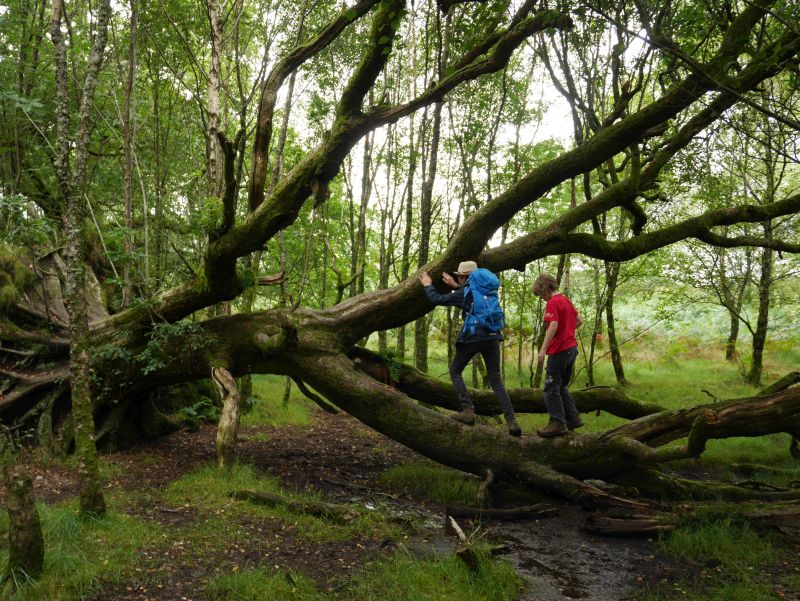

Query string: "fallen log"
[[444, 503, 558, 521], [582, 512, 680, 537], [231, 489, 360, 523]]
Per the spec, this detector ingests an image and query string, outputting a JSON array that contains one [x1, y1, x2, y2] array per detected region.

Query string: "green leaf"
[[345, 8, 357, 21], [378, 35, 390, 45]]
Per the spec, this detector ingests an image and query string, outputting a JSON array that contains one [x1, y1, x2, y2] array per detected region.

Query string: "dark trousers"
[[449, 339, 516, 421], [543, 346, 580, 424]]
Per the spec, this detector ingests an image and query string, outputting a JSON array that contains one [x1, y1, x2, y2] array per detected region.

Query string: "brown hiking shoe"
[[567, 416, 585, 431], [537, 419, 568, 438], [506, 417, 522, 437], [451, 406, 476, 425]]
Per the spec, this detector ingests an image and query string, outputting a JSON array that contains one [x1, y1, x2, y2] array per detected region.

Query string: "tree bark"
[[121, 0, 138, 308], [605, 261, 626, 385]]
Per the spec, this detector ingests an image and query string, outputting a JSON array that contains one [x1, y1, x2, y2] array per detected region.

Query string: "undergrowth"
[[0, 504, 157, 601]]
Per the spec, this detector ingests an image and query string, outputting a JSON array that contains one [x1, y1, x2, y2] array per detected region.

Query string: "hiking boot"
[[567, 415, 585, 431], [506, 417, 522, 437], [537, 419, 568, 438], [451, 406, 476, 425]]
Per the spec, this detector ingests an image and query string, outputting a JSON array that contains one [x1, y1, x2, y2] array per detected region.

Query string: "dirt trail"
[[4, 409, 676, 600]]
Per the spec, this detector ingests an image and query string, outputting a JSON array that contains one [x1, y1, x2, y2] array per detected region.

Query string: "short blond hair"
[[532, 273, 558, 296]]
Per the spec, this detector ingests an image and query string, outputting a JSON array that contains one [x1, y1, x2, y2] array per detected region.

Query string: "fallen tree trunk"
[[350, 347, 667, 419]]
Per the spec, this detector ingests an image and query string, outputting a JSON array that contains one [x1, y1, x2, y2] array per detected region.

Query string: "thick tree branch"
[[247, 0, 382, 212], [489, 193, 800, 266]]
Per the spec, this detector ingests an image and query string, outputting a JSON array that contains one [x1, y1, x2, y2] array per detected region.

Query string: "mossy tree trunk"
[[50, 0, 111, 518], [3, 459, 44, 582]]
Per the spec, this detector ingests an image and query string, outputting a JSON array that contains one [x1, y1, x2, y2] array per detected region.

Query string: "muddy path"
[[4, 408, 682, 600]]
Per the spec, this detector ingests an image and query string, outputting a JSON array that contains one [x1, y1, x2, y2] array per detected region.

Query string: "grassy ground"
[[205, 553, 522, 601]]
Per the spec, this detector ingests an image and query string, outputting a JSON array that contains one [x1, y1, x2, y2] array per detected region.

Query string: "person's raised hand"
[[419, 271, 432, 286], [442, 272, 458, 289]]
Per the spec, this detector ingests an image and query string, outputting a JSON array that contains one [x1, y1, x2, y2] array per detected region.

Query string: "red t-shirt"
[[543, 293, 578, 355]]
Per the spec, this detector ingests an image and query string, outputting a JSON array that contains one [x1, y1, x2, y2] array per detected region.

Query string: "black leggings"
[[449, 339, 516, 421]]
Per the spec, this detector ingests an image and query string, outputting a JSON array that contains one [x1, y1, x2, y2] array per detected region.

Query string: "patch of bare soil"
[[6, 410, 795, 600]]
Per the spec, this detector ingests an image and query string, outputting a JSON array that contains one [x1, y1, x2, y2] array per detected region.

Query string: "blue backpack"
[[461, 268, 505, 336]]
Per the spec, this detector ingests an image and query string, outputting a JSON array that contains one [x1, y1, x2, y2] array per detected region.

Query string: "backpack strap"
[[460, 286, 475, 336]]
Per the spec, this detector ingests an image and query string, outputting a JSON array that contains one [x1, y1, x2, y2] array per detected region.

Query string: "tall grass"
[[345, 552, 522, 601]]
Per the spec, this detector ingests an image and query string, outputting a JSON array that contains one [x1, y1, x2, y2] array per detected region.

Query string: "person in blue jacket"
[[418, 261, 521, 436]]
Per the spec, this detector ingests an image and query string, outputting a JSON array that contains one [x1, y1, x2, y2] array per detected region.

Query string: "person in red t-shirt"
[[532, 273, 584, 437]]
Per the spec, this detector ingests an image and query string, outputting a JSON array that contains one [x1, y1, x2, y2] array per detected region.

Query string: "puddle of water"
[[343, 489, 654, 600]]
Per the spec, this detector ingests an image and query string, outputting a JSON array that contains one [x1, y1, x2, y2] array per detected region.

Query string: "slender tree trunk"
[[51, 0, 110, 518], [378, 127, 395, 353], [122, 0, 137, 308], [586, 258, 604, 386], [414, 8, 450, 372], [414, 100, 441, 373], [397, 115, 418, 359], [396, 7, 423, 359], [747, 221, 773, 386], [206, 0, 224, 198], [726, 313, 741, 362], [605, 261, 626, 385], [352, 131, 372, 298]]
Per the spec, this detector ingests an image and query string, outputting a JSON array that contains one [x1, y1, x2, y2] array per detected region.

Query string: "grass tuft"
[[344, 551, 522, 601], [378, 463, 480, 505], [207, 568, 323, 601], [661, 518, 775, 573]]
